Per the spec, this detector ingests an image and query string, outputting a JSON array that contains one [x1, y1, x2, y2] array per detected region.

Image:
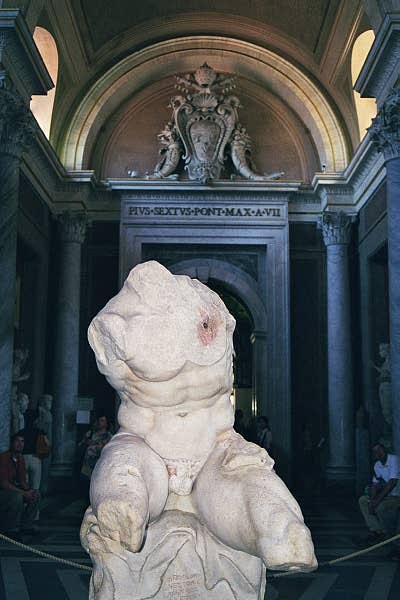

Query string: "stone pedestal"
[[320, 211, 355, 482], [81, 509, 266, 600], [51, 213, 87, 479], [369, 88, 400, 458], [0, 78, 34, 451]]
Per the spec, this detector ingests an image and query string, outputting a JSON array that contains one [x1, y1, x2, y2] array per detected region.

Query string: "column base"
[[326, 464, 355, 480], [325, 465, 355, 494]]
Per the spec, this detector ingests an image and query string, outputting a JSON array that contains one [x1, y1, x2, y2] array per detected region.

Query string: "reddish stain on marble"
[[198, 308, 220, 346]]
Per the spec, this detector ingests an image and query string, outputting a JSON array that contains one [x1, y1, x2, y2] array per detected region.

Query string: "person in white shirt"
[[358, 443, 400, 544]]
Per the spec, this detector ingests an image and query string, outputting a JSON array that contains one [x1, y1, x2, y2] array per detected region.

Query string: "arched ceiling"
[[60, 37, 349, 176], [71, 0, 340, 60], [8, 0, 372, 180]]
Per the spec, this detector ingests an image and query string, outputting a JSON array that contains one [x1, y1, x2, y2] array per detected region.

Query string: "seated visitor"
[[0, 432, 40, 540], [358, 442, 400, 544]]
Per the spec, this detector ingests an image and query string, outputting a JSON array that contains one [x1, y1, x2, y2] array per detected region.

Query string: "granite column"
[[51, 213, 87, 479], [320, 211, 355, 482], [0, 78, 34, 451], [369, 87, 400, 457]]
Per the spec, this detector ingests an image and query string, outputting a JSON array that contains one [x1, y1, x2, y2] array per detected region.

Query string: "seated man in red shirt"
[[0, 432, 40, 540]]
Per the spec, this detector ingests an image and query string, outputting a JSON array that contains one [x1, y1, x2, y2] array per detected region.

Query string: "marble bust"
[[11, 391, 29, 434], [80, 261, 316, 599]]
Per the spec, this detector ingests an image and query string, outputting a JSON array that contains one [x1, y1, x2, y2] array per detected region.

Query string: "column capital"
[[318, 211, 353, 246], [368, 86, 400, 161], [0, 76, 35, 158], [57, 212, 88, 244]]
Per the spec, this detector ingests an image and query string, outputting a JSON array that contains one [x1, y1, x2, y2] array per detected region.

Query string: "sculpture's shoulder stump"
[[82, 508, 266, 600]]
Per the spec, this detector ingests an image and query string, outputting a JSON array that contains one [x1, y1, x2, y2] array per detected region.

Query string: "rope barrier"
[[1, 530, 400, 578], [0, 532, 92, 572]]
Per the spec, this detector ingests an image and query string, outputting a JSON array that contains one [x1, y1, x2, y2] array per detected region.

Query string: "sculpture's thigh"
[[86, 433, 169, 552], [192, 443, 317, 572]]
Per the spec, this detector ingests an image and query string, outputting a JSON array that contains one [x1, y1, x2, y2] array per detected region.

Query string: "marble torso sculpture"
[[149, 63, 284, 184], [80, 261, 316, 599]]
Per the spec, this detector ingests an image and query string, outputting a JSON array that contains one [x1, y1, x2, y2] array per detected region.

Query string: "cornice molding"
[[355, 12, 400, 105], [0, 9, 53, 102]]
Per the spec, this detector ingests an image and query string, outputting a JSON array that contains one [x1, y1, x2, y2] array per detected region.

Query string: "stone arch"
[[169, 258, 267, 334], [60, 36, 350, 173]]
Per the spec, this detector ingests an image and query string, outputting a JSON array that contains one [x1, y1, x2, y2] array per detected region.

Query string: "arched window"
[[30, 27, 58, 139], [352, 30, 376, 141]]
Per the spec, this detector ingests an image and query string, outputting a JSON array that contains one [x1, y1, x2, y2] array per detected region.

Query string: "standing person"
[[0, 433, 40, 540], [80, 415, 113, 491], [358, 443, 400, 544], [256, 416, 272, 452], [298, 422, 325, 501], [22, 408, 43, 493]]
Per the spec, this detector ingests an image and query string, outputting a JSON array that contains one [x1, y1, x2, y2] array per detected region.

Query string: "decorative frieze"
[[0, 76, 35, 158], [318, 211, 353, 246], [368, 87, 400, 161], [57, 212, 88, 244]]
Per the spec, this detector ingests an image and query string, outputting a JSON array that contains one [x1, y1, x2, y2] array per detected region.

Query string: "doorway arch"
[[170, 258, 267, 331]]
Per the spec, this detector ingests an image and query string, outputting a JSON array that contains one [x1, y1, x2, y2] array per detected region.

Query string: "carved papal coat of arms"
[[149, 63, 283, 184]]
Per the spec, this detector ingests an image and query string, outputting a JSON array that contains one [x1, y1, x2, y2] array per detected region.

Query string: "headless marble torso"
[[81, 261, 317, 600]]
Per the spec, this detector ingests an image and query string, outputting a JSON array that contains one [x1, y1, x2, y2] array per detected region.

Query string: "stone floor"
[[0, 492, 399, 599]]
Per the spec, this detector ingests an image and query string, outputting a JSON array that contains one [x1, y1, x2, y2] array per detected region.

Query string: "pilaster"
[[369, 88, 400, 457], [0, 78, 35, 451]]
